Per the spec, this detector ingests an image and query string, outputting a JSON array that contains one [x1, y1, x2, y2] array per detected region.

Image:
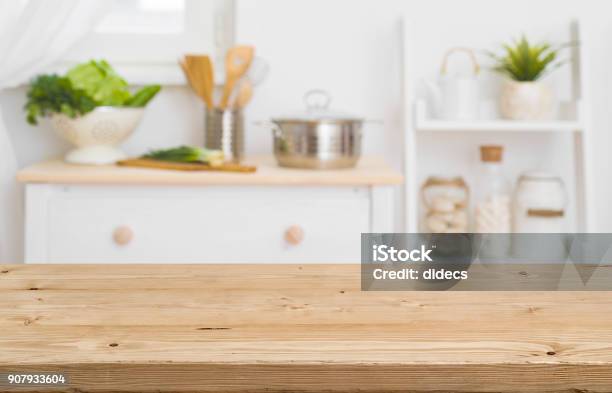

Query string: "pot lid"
[[272, 90, 363, 122]]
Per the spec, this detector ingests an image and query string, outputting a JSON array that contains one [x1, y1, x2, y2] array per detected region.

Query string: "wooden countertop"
[[16, 156, 403, 186], [1, 264, 612, 392]]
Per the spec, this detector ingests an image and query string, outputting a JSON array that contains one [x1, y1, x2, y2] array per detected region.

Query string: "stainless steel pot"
[[269, 90, 363, 169]]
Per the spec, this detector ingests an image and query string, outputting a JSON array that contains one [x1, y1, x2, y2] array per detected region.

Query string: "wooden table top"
[[1, 264, 612, 392], [16, 156, 403, 186]]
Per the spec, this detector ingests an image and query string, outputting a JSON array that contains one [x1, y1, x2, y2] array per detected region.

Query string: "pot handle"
[[304, 89, 332, 111], [440, 47, 480, 76], [253, 120, 275, 128], [253, 121, 283, 137]]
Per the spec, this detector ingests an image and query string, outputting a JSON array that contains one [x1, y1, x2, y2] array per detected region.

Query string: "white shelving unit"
[[401, 19, 594, 233]]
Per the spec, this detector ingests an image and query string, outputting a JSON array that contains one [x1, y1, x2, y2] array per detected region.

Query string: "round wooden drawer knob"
[[113, 226, 133, 246], [285, 225, 304, 245]]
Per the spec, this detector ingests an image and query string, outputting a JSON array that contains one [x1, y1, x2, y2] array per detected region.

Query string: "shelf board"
[[416, 119, 583, 133], [414, 100, 583, 133]]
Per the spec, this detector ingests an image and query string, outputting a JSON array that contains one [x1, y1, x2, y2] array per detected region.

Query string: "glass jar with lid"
[[421, 176, 469, 233], [514, 172, 567, 233], [474, 145, 511, 258], [474, 145, 511, 233]]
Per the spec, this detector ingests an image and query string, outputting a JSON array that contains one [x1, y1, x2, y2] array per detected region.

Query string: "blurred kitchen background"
[[2, 0, 612, 262]]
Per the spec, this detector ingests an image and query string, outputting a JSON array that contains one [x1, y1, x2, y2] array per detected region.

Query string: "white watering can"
[[425, 47, 481, 121]]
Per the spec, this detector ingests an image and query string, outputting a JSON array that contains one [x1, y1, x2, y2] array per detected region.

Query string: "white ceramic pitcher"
[[425, 47, 481, 121]]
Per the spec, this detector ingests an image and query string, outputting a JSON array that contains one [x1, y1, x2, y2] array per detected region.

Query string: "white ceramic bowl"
[[51, 107, 145, 165]]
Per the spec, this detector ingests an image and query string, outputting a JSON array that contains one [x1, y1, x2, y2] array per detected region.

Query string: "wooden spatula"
[[220, 46, 254, 109], [199, 55, 215, 108], [181, 57, 206, 105], [179, 58, 196, 92], [185, 55, 215, 109]]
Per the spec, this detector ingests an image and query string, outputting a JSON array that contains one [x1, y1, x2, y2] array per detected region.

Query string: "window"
[[62, 0, 233, 84], [96, 0, 186, 34]]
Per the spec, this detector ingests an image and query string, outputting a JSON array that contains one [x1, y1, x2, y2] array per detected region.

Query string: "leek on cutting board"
[[143, 146, 224, 167]]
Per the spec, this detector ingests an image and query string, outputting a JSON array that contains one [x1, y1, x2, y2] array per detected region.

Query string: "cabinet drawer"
[[44, 186, 369, 263]]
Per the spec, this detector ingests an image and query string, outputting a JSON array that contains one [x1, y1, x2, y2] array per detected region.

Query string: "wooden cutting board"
[[117, 158, 256, 173]]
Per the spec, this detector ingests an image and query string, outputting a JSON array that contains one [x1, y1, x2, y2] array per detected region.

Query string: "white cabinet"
[[19, 157, 402, 263], [39, 186, 368, 263]]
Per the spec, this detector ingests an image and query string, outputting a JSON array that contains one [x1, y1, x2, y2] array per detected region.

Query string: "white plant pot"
[[499, 80, 554, 121], [51, 107, 144, 165]]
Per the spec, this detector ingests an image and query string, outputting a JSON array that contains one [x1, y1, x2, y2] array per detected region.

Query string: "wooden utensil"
[[220, 46, 255, 109], [199, 55, 215, 108], [117, 158, 256, 173], [185, 55, 215, 109], [181, 57, 205, 104], [179, 59, 195, 91]]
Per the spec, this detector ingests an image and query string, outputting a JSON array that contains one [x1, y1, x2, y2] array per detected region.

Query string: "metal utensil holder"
[[205, 108, 244, 163]]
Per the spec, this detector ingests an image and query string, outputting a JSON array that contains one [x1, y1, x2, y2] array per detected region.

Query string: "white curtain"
[[0, 0, 109, 262]]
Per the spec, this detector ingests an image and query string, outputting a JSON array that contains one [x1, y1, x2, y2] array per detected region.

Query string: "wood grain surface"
[[1, 264, 612, 392], [16, 156, 403, 186], [117, 158, 257, 173]]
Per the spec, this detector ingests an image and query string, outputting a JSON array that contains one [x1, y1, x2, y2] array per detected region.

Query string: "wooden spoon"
[[220, 46, 254, 109]]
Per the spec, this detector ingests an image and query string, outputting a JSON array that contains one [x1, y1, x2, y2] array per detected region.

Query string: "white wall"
[[2, 0, 612, 236]]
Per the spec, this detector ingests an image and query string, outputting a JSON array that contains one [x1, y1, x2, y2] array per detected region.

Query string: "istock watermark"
[[361, 233, 612, 291], [371, 244, 434, 262]]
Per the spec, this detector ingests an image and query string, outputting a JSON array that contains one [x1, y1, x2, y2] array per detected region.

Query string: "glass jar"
[[474, 145, 511, 233], [514, 172, 566, 233], [421, 176, 469, 233]]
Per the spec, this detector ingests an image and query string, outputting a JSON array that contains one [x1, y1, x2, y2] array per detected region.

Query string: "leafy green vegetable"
[[487, 36, 572, 81], [24, 59, 161, 125], [24, 75, 96, 125], [144, 146, 224, 167], [125, 85, 161, 107], [66, 60, 131, 106]]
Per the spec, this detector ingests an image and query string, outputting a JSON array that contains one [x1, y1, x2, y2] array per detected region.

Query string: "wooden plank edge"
[[0, 363, 611, 393]]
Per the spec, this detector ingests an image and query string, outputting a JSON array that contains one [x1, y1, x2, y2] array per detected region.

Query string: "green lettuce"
[[66, 60, 131, 106], [66, 60, 160, 107], [25, 59, 161, 125]]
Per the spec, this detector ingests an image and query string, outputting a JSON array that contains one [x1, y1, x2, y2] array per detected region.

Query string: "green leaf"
[[66, 60, 131, 106], [487, 36, 572, 81], [125, 85, 161, 107]]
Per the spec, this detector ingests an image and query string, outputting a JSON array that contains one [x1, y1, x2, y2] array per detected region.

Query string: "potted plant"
[[487, 36, 570, 120], [25, 60, 160, 165]]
